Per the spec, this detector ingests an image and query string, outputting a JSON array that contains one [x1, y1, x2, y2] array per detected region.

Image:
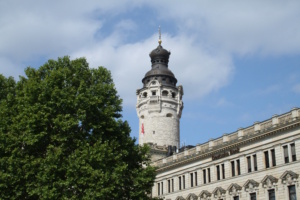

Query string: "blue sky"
[[1, 1, 300, 146]]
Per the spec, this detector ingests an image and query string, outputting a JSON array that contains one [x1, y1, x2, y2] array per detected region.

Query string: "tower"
[[136, 29, 184, 161]]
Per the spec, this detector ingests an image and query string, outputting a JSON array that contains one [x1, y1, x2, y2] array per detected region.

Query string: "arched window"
[[162, 90, 168, 96], [166, 113, 172, 117], [143, 92, 147, 98]]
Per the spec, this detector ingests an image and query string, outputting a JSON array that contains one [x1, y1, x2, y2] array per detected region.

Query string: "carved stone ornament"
[[175, 196, 185, 200], [280, 170, 299, 186], [212, 187, 226, 199], [228, 183, 242, 196], [186, 193, 198, 200], [261, 175, 278, 190], [243, 179, 259, 193], [199, 190, 211, 200]]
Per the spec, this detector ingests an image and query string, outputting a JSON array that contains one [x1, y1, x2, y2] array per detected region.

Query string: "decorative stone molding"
[[254, 121, 261, 133], [238, 128, 244, 139], [272, 115, 278, 127], [175, 196, 185, 200], [223, 134, 229, 143], [244, 179, 259, 193], [292, 107, 299, 120], [209, 139, 214, 150], [261, 175, 278, 190], [280, 170, 299, 186], [186, 193, 198, 200], [212, 187, 226, 199], [228, 183, 242, 196], [199, 190, 211, 200]]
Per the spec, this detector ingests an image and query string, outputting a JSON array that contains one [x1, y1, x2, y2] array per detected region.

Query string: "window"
[[271, 149, 276, 166], [166, 113, 172, 117], [265, 151, 270, 168], [194, 172, 198, 186], [237, 160, 241, 175], [288, 185, 296, 200], [203, 169, 206, 184], [161, 182, 163, 195], [233, 196, 239, 200], [183, 175, 185, 189], [283, 143, 297, 163], [247, 156, 251, 172], [268, 189, 275, 200], [208, 168, 211, 182], [222, 164, 225, 179], [179, 176, 182, 190], [142, 92, 147, 97], [152, 91, 156, 96], [190, 173, 193, 187], [250, 193, 256, 200], [172, 92, 176, 98], [158, 182, 160, 195], [253, 154, 257, 171], [231, 161, 235, 177], [217, 165, 220, 180], [162, 90, 168, 96], [171, 179, 174, 192], [168, 180, 170, 193], [291, 143, 297, 162]]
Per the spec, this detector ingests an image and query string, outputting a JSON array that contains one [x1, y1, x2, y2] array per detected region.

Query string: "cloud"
[[71, 30, 234, 107], [147, 1, 300, 56]]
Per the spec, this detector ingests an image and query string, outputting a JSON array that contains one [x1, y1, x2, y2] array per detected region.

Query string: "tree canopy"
[[0, 56, 156, 199]]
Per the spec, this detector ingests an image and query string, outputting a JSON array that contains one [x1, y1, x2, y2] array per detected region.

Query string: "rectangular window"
[[171, 179, 174, 192], [288, 185, 296, 200], [247, 156, 252, 172], [222, 164, 225, 179], [265, 151, 270, 168], [284, 145, 289, 163], [268, 189, 275, 200], [231, 161, 235, 177], [168, 180, 170, 193], [250, 193, 257, 200], [190, 173, 193, 187], [183, 175, 185, 189], [203, 169, 206, 184], [208, 168, 211, 183], [216, 165, 220, 180], [158, 182, 160, 195], [233, 196, 239, 200], [194, 172, 198, 186], [161, 182, 163, 195], [253, 154, 258, 171], [271, 149, 276, 166], [237, 159, 241, 175], [291, 143, 296, 162], [179, 177, 181, 190]]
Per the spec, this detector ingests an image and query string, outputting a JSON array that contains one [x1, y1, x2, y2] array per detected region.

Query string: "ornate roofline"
[[153, 108, 300, 172]]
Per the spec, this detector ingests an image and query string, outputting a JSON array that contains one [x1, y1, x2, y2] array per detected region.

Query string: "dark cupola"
[[142, 28, 177, 87]]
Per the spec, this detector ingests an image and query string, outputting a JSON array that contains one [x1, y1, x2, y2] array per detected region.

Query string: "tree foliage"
[[0, 57, 156, 199]]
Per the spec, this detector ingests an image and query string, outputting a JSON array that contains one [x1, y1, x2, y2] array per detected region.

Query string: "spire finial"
[[158, 26, 162, 45]]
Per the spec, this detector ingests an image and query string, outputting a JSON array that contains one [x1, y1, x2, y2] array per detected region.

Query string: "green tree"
[[0, 56, 156, 200]]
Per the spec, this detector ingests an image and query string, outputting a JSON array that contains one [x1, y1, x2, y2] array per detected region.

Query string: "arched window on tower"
[[162, 90, 168, 97], [143, 92, 147, 98], [166, 113, 173, 118]]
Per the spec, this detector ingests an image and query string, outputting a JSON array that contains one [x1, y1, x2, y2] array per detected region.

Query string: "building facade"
[[137, 38, 300, 200]]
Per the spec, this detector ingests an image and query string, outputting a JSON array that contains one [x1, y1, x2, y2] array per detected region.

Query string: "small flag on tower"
[[141, 123, 145, 134]]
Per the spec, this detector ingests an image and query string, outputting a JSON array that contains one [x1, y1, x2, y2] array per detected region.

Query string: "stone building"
[[137, 36, 300, 200]]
